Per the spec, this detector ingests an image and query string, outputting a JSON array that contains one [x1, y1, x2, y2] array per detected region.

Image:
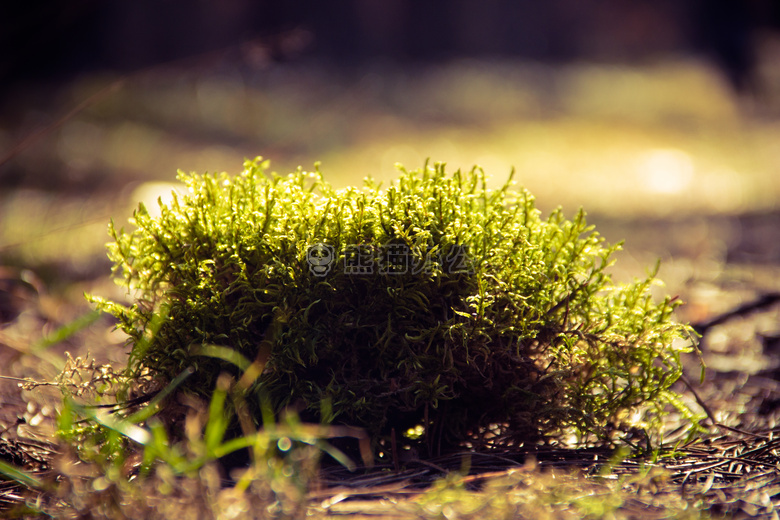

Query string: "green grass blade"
[[0, 459, 43, 489]]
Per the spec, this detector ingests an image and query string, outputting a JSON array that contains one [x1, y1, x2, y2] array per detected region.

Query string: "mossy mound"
[[94, 158, 696, 457]]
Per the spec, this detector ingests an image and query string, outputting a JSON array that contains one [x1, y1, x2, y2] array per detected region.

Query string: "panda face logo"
[[306, 243, 335, 276]]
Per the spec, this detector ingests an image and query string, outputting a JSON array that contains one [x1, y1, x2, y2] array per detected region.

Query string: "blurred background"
[[1, 1, 780, 390]]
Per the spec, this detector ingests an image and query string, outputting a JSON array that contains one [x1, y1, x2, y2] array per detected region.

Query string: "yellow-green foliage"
[[93, 158, 695, 456]]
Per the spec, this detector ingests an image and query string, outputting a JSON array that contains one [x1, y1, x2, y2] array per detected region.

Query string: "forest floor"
[[1, 57, 780, 518]]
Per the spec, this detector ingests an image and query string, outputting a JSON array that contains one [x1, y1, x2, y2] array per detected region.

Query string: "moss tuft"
[[92, 158, 697, 457]]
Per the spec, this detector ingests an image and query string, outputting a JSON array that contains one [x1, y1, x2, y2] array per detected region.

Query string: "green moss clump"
[[93, 158, 696, 456]]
